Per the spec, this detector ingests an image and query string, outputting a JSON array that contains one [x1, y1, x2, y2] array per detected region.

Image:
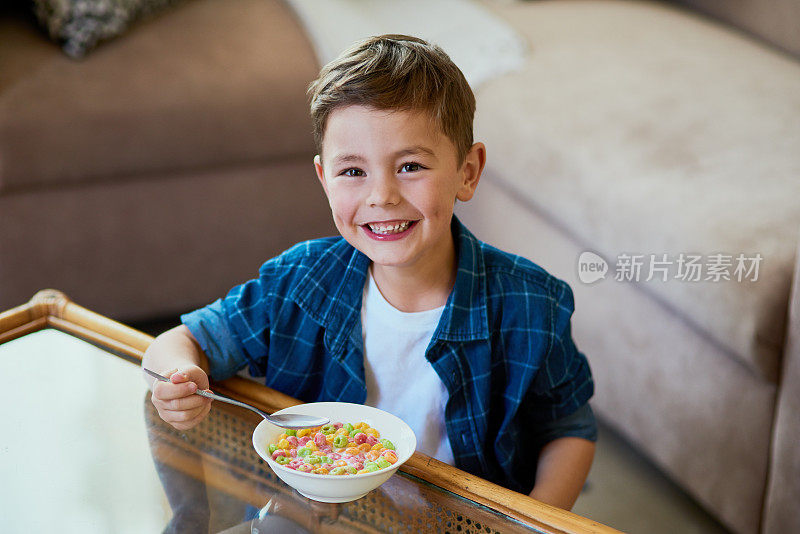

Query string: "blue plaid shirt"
[[183, 216, 595, 493]]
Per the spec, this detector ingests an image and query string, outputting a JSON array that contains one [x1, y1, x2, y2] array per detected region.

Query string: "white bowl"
[[253, 402, 416, 503]]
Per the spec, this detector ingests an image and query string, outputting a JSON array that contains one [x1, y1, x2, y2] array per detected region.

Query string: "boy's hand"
[[150, 365, 213, 431]]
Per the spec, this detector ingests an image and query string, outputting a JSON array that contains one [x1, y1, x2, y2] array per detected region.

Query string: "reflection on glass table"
[[146, 393, 548, 534]]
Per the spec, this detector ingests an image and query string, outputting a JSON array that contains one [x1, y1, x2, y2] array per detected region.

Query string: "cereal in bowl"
[[267, 422, 398, 475]]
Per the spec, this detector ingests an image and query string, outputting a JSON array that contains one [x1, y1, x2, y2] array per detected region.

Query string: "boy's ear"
[[314, 155, 329, 195], [456, 142, 486, 202]]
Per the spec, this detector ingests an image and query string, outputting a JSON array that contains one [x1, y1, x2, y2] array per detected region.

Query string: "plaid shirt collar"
[[289, 216, 491, 354]]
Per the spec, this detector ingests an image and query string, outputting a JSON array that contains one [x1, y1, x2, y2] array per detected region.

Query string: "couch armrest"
[[763, 237, 800, 533]]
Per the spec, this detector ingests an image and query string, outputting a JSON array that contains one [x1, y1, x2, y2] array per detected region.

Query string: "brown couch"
[[0, 0, 336, 321], [2, 1, 798, 533]]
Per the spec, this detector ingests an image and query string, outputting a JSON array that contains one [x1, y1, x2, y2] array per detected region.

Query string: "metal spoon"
[[143, 367, 329, 429]]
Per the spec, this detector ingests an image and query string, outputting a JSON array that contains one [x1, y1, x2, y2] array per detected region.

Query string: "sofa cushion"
[[0, 0, 320, 193], [0, 158, 336, 321], [475, 0, 800, 382]]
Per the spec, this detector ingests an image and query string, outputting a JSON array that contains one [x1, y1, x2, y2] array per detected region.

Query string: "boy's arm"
[[522, 280, 595, 509], [142, 324, 213, 431], [529, 436, 595, 510]]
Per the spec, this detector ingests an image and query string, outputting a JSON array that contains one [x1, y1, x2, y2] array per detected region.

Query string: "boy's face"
[[314, 105, 484, 274]]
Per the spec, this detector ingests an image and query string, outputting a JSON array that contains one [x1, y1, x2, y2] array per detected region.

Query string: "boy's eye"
[[399, 162, 423, 173], [341, 168, 365, 177]]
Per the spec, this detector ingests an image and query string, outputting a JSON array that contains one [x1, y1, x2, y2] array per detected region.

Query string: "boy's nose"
[[366, 173, 400, 207]]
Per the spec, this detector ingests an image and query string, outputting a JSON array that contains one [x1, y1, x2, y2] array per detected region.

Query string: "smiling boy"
[[143, 34, 596, 509]]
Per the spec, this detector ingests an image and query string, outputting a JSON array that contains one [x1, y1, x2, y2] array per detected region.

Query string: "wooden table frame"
[[0, 289, 621, 534]]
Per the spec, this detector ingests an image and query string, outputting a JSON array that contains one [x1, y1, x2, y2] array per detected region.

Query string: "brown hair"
[[307, 34, 476, 164]]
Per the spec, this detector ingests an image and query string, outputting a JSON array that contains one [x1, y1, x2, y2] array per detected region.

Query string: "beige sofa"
[[2, 1, 798, 533], [458, 1, 800, 533]]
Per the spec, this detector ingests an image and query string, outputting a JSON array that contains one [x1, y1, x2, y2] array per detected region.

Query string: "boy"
[[143, 34, 596, 510]]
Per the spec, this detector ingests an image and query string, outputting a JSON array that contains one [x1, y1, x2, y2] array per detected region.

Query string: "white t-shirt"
[[361, 270, 455, 465]]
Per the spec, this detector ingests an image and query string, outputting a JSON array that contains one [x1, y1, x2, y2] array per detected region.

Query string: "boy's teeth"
[[368, 221, 411, 234]]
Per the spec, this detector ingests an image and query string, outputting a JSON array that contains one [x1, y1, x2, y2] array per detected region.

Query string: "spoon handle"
[[194, 388, 271, 419], [194, 389, 329, 428]]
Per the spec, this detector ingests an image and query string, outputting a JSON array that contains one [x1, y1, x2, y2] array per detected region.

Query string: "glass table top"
[[0, 329, 168, 533], [0, 329, 556, 534]]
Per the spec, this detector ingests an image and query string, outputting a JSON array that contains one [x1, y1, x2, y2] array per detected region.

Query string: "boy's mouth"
[[361, 220, 418, 240]]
